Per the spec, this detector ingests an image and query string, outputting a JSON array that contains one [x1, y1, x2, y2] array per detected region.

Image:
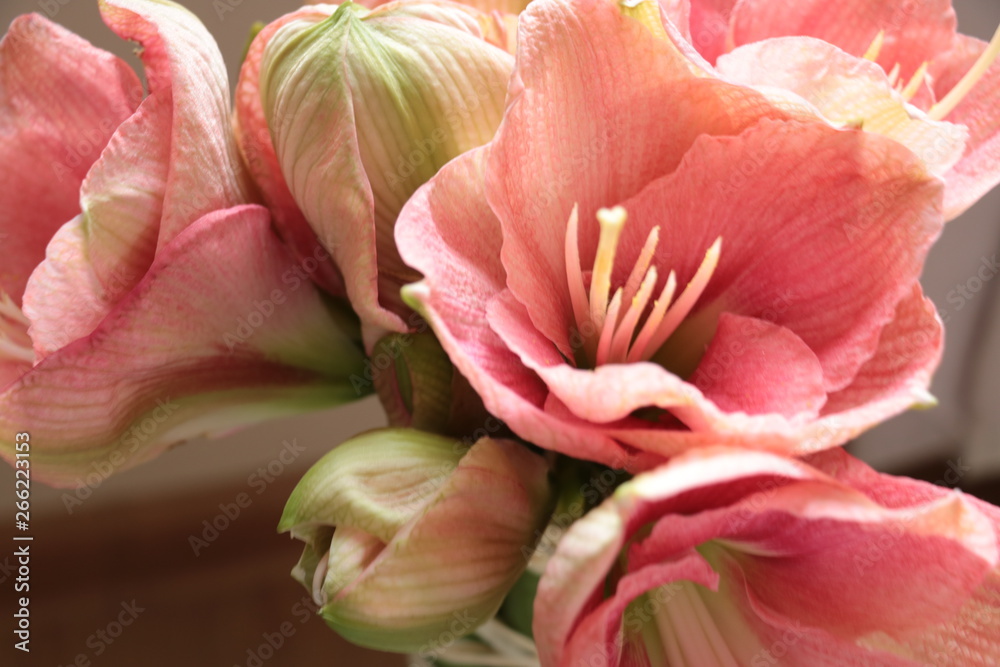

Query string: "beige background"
[[0, 0, 999, 665]]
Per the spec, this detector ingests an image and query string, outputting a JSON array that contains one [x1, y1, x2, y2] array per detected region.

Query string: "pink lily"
[[0, 0, 365, 486], [534, 447, 1000, 666], [396, 0, 945, 471], [687, 0, 1000, 220]]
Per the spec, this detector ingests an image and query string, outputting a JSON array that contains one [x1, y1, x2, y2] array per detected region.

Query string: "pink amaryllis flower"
[[0, 0, 365, 486], [686, 0, 1000, 220], [534, 447, 1000, 666], [396, 0, 946, 471]]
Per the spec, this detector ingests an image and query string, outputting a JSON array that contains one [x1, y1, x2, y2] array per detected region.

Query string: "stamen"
[[863, 30, 885, 62], [900, 61, 929, 101], [609, 266, 658, 364], [589, 206, 627, 329], [628, 270, 677, 364], [564, 204, 590, 332], [636, 237, 722, 361], [621, 226, 660, 306], [595, 289, 623, 366], [887, 63, 901, 87], [931, 22, 1000, 120], [563, 209, 721, 368]]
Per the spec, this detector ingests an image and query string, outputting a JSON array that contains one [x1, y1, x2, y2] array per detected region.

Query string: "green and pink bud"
[[279, 428, 554, 653], [255, 1, 513, 342]]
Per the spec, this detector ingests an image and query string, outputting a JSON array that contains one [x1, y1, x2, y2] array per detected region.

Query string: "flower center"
[[564, 205, 721, 367], [0, 292, 33, 367]]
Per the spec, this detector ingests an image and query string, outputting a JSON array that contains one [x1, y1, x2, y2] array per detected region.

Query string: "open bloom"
[[534, 447, 1000, 666], [249, 0, 513, 344], [686, 0, 1000, 220], [396, 0, 945, 471], [0, 0, 366, 485], [280, 428, 553, 653]]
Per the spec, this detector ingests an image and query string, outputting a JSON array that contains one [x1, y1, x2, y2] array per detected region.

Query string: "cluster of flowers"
[[2, 0, 1000, 663]]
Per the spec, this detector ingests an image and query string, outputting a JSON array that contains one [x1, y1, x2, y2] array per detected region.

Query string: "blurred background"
[[0, 0, 998, 664]]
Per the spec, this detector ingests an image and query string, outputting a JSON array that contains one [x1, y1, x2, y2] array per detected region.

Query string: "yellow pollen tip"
[[596, 206, 628, 229], [863, 30, 885, 62], [931, 21, 1000, 120]]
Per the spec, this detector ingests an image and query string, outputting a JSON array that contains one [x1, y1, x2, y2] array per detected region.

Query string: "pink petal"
[[820, 284, 942, 422], [234, 5, 344, 296], [533, 501, 630, 667], [688, 0, 738, 62], [691, 313, 827, 418], [715, 37, 968, 178], [628, 120, 941, 393], [931, 34, 1000, 219], [99, 0, 255, 246], [489, 0, 787, 356], [22, 95, 170, 359], [806, 448, 1000, 663], [729, 0, 956, 81], [561, 552, 720, 666], [24, 0, 260, 360], [0, 205, 364, 487], [714, 485, 994, 639], [0, 14, 141, 305]]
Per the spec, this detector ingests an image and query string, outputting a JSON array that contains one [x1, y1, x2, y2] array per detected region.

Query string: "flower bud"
[[259, 1, 513, 336], [279, 428, 554, 653]]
